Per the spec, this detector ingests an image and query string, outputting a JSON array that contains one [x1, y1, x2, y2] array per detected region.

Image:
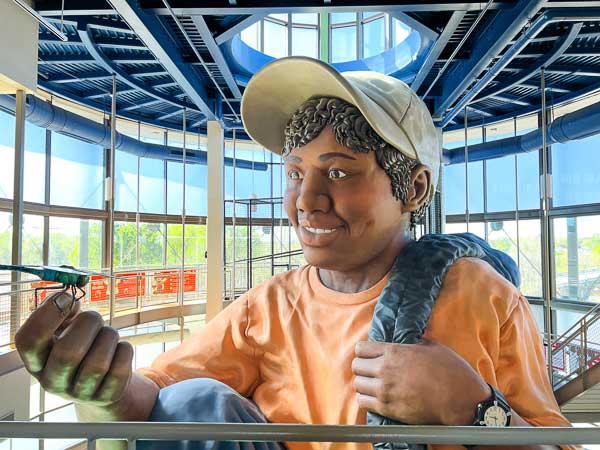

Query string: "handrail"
[[0, 422, 597, 447], [553, 302, 600, 345]]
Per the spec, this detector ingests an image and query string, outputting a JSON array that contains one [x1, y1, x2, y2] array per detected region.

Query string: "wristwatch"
[[465, 384, 511, 449]]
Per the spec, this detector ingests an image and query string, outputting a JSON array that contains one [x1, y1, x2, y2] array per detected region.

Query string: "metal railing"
[[0, 422, 598, 449], [0, 265, 209, 351], [549, 303, 600, 390]]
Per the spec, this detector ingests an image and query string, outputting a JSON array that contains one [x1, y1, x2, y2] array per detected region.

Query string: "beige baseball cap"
[[241, 56, 441, 200]]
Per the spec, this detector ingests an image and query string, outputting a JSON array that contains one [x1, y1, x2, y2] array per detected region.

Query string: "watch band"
[[464, 384, 511, 449]]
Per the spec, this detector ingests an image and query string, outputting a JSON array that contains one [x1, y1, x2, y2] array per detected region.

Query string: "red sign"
[[88, 275, 109, 303], [115, 272, 146, 299], [151, 270, 196, 295]]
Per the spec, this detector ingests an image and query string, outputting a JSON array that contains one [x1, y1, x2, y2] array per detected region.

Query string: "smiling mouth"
[[303, 226, 338, 235]]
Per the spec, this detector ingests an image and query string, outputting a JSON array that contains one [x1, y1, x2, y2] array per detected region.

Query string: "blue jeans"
[[137, 378, 287, 450]]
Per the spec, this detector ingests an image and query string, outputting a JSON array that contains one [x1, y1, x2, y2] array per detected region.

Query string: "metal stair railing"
[[550, 303, 600, 390]]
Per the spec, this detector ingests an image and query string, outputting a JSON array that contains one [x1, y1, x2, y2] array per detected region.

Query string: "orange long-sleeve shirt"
[[140, 258, 575, 450]]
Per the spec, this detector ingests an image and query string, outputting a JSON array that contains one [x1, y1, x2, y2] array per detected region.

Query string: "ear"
[[404, 165, 432, 213]]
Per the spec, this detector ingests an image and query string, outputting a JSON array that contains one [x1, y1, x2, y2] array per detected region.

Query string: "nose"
[[295, 171, 332, 214]]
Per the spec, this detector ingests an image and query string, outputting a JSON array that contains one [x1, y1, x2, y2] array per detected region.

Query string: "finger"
[[351, 356, 382, 378], [356, 393, 382, 414], [39, 311, 104, 393], [353, 375, 383, 398], [70, 327, 120, 401], [95, 341, 134, 404], [15, 290, 80, 374], [355, 341, 386, 358]]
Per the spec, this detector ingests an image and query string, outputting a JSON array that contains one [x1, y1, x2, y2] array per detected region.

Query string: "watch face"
[[483, 405, 508, 427]]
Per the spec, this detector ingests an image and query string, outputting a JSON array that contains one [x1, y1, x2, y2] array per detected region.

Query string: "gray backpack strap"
[[367, 233, 503, 450]]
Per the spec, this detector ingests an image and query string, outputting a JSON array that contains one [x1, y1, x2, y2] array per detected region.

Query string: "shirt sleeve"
[[137, 292, 260, 397], [495, 294, 579, 450]]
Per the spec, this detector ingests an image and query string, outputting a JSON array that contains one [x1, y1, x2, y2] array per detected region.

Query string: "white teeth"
[[304, 227, 337, 234]]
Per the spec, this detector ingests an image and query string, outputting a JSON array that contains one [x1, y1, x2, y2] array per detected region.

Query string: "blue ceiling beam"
[[37, 79, 182, 130], [490, 94, 531, 107], [38, 54, 95, 64], [151, 4, 509, 16], [411, 10, 465, 92], [83, 88, 137, 100], [96, 38, 147, 50], [106, 0, 215, 120], [121, 99, 162, 112], [44, 70, 111, 83], [468, 24, 583, 106], [215, 14, 265, 45], [148, 79, 179, 89], [126, 66, 168, 77], [518, 82, 570, 93], [78, 25, 199, 114], [444, 77, 600, 132], [190, 16, 242, 98], [156, 109, 183, 121], [432, 0, 546, 120]]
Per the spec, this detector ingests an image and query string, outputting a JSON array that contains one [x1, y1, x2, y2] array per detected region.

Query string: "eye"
[[288, 170, 303, 180], [329, 169, 348, 179]]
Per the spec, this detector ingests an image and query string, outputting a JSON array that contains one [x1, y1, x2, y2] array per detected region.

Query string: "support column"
[[9, 90, 25, 343], [206, 121, 224, 321], [540, 68, 554, 384]]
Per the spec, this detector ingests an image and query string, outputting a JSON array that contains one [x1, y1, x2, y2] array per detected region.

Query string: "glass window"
[[391, 18, 411, 45], [166, 223, 206, 266], [292, 27, 318, 58], [517, 150, 539, 210], [241, 21, 261, 49], [552, 133, 600, 207], [269, 14, 288, 22], [487, 220, 519, 270], [50, 132, 104, 209], [553, 215, 600, 303], [292, 13, 318, 25], [363, 17, 385, 58], [22, 214, 44, 265], [331, 12, 356, 24], [443, 161, 482, 215], [263, 20, 288, 58], [24, 122, 46, 204], [0, 211, 11, 264], [518, 219, 542, 298], [167, 162, 207, 216], [363, 11, 382, 20], [443, 163, 466, 215], [139, 222, 165, 268], [445, 221, 485, 239], [139, 158, 165, 214], [0, 110, 15, 199], [49, 217, 103, 270], [114, 221, 137, 269], [331, 25, 357, 62], [486, 155, 516, 212], [115, 150, 138, 211], [115, 150, 138, 212]]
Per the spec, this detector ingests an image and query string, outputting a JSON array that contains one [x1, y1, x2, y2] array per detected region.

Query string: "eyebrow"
[[319, 152, 357, 162], [283, 152, 357, 164]]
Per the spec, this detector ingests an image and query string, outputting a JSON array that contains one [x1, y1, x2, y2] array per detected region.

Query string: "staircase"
[[549, 303, 600, 416]]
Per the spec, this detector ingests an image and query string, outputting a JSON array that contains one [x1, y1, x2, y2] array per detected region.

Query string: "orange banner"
[[151, 270, 196, 295]]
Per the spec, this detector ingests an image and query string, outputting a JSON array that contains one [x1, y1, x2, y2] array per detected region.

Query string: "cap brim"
[[241, 56, 417, 160]]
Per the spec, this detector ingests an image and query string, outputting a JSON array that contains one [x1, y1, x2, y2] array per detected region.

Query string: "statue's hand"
[[15, 290, 133, 406]]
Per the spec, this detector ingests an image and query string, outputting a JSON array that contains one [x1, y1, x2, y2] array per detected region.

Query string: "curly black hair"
[[283, 97, 429, 223]]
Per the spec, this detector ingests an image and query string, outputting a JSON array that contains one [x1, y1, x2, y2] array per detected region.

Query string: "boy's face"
[[283, 126, 410, 272]]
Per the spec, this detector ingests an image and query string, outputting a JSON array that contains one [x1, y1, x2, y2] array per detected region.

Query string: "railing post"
[[128, 438, 137, 450], [581, 318, 588, 373], [88, 439, 96, 450]]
